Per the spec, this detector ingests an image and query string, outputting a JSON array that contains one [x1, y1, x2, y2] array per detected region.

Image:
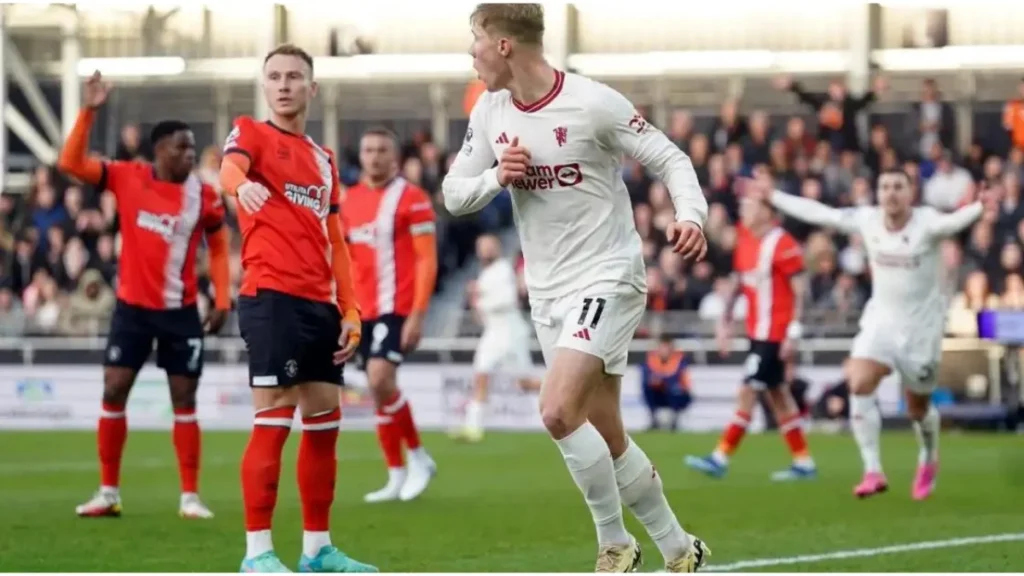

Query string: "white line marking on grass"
[[709, 532, 1024, 571]]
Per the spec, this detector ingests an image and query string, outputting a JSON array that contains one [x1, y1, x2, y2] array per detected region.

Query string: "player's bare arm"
[[780, 273, 807, 360], [715, 273, 742, 357], [56, 71, 112, 186], [591, 84, 708, 261]]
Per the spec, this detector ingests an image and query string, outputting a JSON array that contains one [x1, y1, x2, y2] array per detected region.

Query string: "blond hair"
[[263, 43, 314, 73], [470, 3, 544, 46]]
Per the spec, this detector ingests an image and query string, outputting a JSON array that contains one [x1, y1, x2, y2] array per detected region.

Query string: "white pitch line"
[[709, 532, 1024, 572]]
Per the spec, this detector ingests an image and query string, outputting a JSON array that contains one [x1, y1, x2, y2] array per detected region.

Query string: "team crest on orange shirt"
[[284, 182, 330, 219]]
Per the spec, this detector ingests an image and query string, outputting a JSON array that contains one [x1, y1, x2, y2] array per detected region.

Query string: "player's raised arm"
[[56, 72, 110, 186], [923, 201, 985, 239], [442, 97, 503, 216], [592, 84, 707, 229], [767, 188, 862, 235]]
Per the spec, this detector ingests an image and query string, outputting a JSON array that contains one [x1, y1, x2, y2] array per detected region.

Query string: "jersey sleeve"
[[328, 149, 342, 215], [98, 161, 132, 198], [441, 95, 503, 216], [223, 116, 263, 163], [200, 184, 226, 232], [589, 81, 706, 228], [920, 203, 984, 239], [398, 186, 437, 236], [773, 233, 805, 277]]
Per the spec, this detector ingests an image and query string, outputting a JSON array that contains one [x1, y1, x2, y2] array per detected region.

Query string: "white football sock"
[[302, 531, 332, 558], [913, 403, 940, 465], [615, 438, 691, 562], [246, 530, 274, 559], [554, 422, 631, 547], [465, 400, 483, 431], [849, 394, 883, 474]]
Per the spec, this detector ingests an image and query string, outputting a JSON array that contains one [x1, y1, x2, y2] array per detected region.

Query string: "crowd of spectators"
[[3, 75, 1024, 339], [493, 75, 1024, 339]]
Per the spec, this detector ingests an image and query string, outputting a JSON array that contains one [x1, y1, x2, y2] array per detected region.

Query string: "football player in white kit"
[[442, 4, 711, 572], [751, 170, 993, 501], [454, 233, 542, 442]]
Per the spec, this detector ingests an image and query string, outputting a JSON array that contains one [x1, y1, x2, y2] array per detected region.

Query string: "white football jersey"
[[771, 193, 983, 329], [474, 257, 527, 332], [443, 71, 707, 300]]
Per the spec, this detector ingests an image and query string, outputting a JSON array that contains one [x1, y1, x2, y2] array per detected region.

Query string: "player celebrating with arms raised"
[[219, 45, 376, 573], [749, 170, 993, 500], [59, 72, 230, 521], [342, 128, 438, 503], [685, 176, 816, 481], [444, 5, 711, 572]]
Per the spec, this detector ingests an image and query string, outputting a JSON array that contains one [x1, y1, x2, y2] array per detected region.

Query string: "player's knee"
[[538, 398, 586, 439], [366, 361, 397, 405], [736, 385, 759, 411], [102, 367, 135, 406], [904, 393, 930, 420], [167, 376, 199, 410]]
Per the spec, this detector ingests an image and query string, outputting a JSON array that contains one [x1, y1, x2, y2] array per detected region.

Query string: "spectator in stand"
[[1002, 78, 1024, 153], [911, 78, 955, 160], [947, 270, 999, 336], [864, 124, 892, 176], [667, 109, 695, 153], [781, 116, 817, 164], [58, 268, 115, 336], [115, 124, 145, 160], [0, 283, 26, 336], [774, 74, 887, 152], [924, 149, 974, 210], [710, 98, 747, 153], [1001, 273, 1024, 309], [742, 111, 771, 166]]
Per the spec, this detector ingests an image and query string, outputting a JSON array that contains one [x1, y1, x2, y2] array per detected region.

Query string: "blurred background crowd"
[[2, 3, 1024, 343], [2, 75, 1024, 338]]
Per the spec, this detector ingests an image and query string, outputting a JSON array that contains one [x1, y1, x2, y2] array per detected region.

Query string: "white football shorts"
[[529, 284, 645, 376], [473, 324, 534, 376], [850, 316, 943, 394]]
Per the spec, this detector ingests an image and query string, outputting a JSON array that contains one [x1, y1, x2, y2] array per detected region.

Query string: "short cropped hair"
[[361, 126, 400, 148], [150, 120, 190, 146], [471, 3, 545, 45], [264, 43, 314, 74], [879, 168, 912, 184]]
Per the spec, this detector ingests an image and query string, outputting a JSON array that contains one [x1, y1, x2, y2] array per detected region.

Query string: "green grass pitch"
[[1, 431, 1022, 572]]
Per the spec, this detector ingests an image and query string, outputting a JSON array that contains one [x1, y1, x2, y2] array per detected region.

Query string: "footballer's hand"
[[203, 308, 229, 335], [84, 71, 111, 109], [666, 221, 707, 261], [401, 312, 424, 353], [497, 137, 531, 187], [237, 181, 271, 214], [334, 311, 361, 365]]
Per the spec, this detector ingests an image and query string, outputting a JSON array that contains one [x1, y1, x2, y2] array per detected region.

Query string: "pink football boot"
[[853, 471, 889, 499], [912, 462, 938, 500]]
